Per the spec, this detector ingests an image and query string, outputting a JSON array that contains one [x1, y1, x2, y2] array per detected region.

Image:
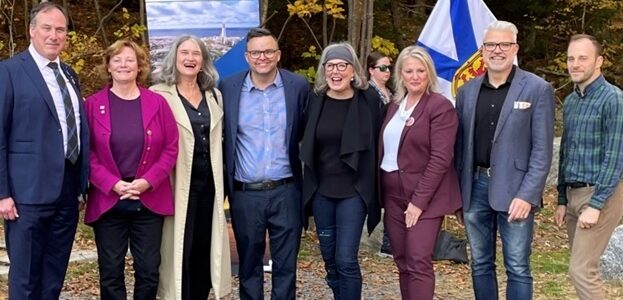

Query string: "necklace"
[[398, 95, 418, 121]]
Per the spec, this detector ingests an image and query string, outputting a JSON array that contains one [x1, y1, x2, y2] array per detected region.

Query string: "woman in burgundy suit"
[[84, 39, 178, 299], [379, 45, 462, 300]]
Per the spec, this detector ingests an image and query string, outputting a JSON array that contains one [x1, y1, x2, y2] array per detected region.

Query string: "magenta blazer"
[[84, 86, 179, 224], [379, 92, 462, 219]]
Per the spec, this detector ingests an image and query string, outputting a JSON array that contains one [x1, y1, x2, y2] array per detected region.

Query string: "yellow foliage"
[[371, 36, 398, 57], [325, 0, 346, 19], [60, 31, 100, 74], [294, 66, 316, 83], [287, 0, 345, 19], [287, 0, 322, 18]]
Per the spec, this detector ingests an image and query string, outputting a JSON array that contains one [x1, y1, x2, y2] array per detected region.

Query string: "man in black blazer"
[[218, 28, 308, 300], [0, 2, 89, 299]]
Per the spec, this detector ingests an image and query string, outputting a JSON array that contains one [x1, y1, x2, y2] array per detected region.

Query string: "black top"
[[314, 95, 357, 198], [109, 90, 144, 179], [474, 67, 516, 167], [178, 90, 211, 156]]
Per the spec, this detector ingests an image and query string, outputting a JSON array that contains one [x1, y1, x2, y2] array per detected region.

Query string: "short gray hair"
[[393, 45, 440, 103], [314, 42, 368, 93], [153, 35, 219, 90], [30, 2, 69, 26], [484, 21, 518, 42]]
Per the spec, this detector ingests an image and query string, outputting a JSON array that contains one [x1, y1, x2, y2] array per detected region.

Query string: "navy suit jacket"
[[218, 69, 309, 200], [455, 67, 554, 212], [0, 50, 89, 204]]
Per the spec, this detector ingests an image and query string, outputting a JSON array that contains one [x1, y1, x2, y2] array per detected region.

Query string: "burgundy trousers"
[[382, 171, 443, 300]]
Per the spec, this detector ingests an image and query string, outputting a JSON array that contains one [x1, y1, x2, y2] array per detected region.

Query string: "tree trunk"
[[390, 0, 405, 50], [139, 0, 147, 44], [260, 0, 268, 25], [347, 0, 372, 64]]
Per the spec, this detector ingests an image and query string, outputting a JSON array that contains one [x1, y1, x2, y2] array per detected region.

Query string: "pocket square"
[[513, 101, 531, 109]]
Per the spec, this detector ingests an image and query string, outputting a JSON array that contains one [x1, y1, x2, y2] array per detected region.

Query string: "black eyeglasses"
[[374, 64, 392, 72], [247, 49, 279, 59], [324, 62, 350, 72], [482, 42, 517, 51]]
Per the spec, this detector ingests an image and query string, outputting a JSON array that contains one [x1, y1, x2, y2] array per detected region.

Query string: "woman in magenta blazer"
[[84, 39, 178, 299], [379, 45, 461, 300]]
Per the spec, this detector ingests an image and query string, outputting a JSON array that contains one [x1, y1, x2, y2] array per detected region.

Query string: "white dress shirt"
[[29, 44, 81, 154]]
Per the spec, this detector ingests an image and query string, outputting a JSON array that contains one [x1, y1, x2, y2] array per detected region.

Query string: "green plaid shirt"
[[557, 75, 623, 209]]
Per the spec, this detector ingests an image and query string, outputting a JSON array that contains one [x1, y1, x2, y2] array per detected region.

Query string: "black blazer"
[[300, 87, 383, 234]]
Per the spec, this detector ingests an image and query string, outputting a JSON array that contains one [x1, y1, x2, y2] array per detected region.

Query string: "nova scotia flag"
[[417, 0, 497, 102]]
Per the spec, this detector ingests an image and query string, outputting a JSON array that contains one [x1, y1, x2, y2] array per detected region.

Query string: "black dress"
[[179, 90, 215, 300]]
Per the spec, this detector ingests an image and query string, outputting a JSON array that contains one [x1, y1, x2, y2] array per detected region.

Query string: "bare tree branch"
[[95, 0, 124, 45]]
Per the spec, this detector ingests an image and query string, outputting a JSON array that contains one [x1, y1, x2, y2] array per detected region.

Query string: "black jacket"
[[300, 87, 382, 234]]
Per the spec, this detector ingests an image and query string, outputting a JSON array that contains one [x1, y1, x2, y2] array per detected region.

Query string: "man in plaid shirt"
[[556, 34, 623, 300]]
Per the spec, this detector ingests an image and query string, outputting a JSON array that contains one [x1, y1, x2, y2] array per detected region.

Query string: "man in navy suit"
[[455, 21, 555, 300], [0, 2, 89, 299], [218, 28, 308, 300]]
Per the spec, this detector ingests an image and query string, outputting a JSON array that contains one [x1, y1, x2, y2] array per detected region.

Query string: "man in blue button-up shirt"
[[219, 28, 309, 300]]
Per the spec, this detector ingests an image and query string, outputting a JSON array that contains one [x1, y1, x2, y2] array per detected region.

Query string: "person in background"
[[455, 21, 555, 300], [219, 27, 309, 300], [300, 42, 382, 300], [367, 51, 394, 257], [0, 2, 89, 298], [367, 51, 393, 105], [556, 34, 623, 300], [84, 39, 178, 300], [379, 45, 461, 300], [152, 35, 231, 300]]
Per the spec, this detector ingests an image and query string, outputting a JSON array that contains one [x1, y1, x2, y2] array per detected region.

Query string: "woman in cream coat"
[[151, 35, 231, 299]]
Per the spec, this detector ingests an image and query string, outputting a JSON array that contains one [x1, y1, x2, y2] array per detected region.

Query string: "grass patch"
[[539, 281, 567, 298], [532, 250, 569, 274]]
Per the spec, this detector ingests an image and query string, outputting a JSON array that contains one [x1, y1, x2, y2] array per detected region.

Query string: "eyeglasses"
[[324, 62, 350, 72], [247, 49, 279, 59], [374, 64, 392, 72], [482, 42, 517, 51]]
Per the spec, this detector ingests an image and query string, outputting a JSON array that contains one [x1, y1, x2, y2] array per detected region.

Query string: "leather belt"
[[475, 166, 491, 177], [567, 182, 594, 189], [234, 177, 294, 191]]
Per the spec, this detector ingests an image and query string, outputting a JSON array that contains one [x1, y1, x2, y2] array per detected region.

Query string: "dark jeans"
[[5, 160, 79, 300], [93, 202, 164, 300], [312, 194, 366, 300], [464, 173, 534, 300], [231, 182, 302, 300]]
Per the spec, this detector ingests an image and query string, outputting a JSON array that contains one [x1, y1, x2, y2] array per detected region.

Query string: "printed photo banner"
[[145, 0, 260, 80]]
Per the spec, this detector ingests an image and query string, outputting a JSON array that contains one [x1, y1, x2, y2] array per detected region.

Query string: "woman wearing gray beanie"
[[300, 42, 383, 300]]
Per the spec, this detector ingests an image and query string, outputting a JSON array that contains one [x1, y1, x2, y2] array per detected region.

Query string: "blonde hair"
[[313, 42, 368, 94], [392, 45, 439, 103]]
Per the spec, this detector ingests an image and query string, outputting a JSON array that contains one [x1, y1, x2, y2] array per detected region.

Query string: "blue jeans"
[[464, 173, 534, 300], [312, 194, 366, 300]]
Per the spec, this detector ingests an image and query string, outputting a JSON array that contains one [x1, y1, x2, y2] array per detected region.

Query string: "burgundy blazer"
[[379, 92, 462, 219], [84, 86, 179, 224]]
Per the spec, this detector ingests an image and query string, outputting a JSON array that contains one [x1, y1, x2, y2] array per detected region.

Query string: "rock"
[[600, 225, 623, 281], [546, 137, 561, 187]]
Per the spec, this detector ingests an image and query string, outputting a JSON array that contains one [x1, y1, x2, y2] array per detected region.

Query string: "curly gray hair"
[[153, 35, 218, 90]]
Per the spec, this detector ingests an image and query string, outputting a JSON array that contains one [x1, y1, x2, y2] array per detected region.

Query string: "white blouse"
[[380, 97, 418, 172]]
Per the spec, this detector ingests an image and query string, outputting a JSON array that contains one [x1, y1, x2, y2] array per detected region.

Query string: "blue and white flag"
[[417, 0, 497, 102]]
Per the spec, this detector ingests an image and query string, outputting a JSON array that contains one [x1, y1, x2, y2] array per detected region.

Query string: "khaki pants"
[[566, 181, 623, 300]]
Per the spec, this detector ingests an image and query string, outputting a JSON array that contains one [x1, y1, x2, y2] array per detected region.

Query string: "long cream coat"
[[151, 83, 231, 299]]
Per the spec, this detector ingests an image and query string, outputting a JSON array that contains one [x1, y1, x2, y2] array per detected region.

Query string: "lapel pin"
[[99, 105, 105, 114], [405, 117, 415, 127]]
